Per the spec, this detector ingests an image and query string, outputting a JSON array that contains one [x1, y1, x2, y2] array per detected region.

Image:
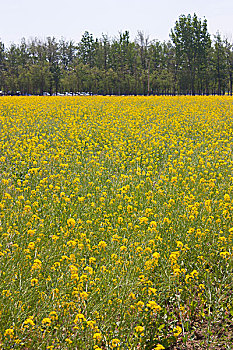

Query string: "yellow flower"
[[148, 287, 157, 295], [173, 325, 182, 337], [74, 313, 86, 323], [93, 332, 102, 342], [153, 345, 165, 350], [136, 300, 144, 311], [135, 325, 144, 333], [139, 216, 148, 225], [27, 229, 35, 236], [220, 251, 230, 258], [28, 242, 35, 250], [89, 257, 96, 264], [69, 264, 78, 274], [118, 216, 123, 224], [87, 320, 96, 329], [31, 278, 39, 286], [111, 338, 120, 348], [190, 270, 198, 278], [42, 318, 51, 326], [98, 240, 107, 249], [120, 245, 127, 252], [152, 344, 165, 350], [152, 252, 160, 264], [49, 311, 58, 321], [31, 258, 42, 270], [24, 205, 31, 212], [4, 328, 14, 338], [23, 317, 35, 327], [67, 217, 76, 228], [176, 241, 183, 249], [224, 194, 230, 202], [146, 301, 161, 311]]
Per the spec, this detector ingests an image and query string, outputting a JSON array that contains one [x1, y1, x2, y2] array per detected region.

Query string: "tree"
[[5, 44, 20, 94], [224, 38, 233, 95], [170, 13, 211, 95], [212, 32, 228, 95], [45, 37, 61, 94], [59, 39, 76, 70], [28, 38, 50, 95], [78, 31, 97, 68], [136, 31, 151, 95], [0, 41, 6, 92], [0, 19, 232, 96]]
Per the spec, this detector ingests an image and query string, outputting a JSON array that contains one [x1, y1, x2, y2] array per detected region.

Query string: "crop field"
[[0, 96, 232, 349]]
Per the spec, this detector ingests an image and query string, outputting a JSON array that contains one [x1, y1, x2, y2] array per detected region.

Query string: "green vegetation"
[[0, 14, 233, 95], [0, 96, 232, 349]]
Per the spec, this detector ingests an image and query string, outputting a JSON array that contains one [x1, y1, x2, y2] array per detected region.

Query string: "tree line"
[[0, 14, 233, 96]]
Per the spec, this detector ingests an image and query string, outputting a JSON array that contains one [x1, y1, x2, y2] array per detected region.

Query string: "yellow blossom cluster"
[[0, 96, 232, 349]]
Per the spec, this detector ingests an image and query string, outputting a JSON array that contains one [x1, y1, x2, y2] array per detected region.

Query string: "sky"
[[0, 0, 233, 45]]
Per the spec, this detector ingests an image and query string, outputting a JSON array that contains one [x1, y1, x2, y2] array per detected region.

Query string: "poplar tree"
[[170, 13, 211, 95]]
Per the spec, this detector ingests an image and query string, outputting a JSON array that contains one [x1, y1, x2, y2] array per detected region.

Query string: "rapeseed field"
[[0, 96, 232, 349]]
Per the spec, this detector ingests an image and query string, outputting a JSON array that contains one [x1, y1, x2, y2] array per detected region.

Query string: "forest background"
[[0, 14, 232, 96]]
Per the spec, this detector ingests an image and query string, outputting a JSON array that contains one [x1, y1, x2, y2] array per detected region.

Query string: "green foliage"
[[170, 14, 212, 95], [0, 15, 233, 95]]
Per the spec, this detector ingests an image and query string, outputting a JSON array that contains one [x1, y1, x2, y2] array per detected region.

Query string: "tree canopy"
[[0, 14, 232, 95]]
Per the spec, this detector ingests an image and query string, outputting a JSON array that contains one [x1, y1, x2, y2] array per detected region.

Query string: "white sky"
[[0, 0, 233, 45]]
